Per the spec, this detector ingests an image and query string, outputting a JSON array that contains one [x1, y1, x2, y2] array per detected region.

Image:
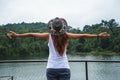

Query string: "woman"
[[7, 17, 110, 80]]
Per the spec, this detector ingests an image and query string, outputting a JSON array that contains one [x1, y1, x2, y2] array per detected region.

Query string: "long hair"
[[51, 33, 68, 56], [48, 17, 68, 56]]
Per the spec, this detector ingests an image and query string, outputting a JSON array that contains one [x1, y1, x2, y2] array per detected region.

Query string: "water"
[[0, 55, 120, 80]]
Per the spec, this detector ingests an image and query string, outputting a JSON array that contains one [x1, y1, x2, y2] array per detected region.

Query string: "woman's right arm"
[[7, 31, 49, 39]]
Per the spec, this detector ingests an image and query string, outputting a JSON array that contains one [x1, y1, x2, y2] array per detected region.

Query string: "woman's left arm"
[[66, 32, 110, 39]]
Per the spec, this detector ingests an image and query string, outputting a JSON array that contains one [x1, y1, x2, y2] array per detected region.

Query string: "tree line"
[[0, 19, 120, 59]]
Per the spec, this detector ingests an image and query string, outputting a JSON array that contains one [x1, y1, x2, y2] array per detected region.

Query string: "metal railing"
[[0, 76, 13, 80], [0, 60, 120, 80]]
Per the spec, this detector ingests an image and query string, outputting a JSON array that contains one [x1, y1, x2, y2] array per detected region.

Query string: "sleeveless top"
[[46, 34, 70, 69]]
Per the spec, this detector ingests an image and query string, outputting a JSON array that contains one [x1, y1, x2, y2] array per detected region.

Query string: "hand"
[[7, 31, 17, 39], [98, 32, 110, 38]]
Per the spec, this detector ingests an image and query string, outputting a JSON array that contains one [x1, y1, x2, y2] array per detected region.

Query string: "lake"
[[0, 55, 120, 80]]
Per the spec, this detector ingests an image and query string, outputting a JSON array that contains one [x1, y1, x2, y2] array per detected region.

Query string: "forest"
[[0, 19, 120, 59]]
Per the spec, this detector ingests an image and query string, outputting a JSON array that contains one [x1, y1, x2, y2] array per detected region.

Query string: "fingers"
[[7, 33, 12, 39], [7, 31, 16, 39], [101, 32, 109, 35], [9, 31, 15, 33], [99, 32, 110, 38], [104, 32, 110, 37], [107, 34, 110, 37], [102, 32, 107, 34]]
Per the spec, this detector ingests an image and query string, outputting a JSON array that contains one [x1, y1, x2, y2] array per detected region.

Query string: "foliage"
[[0, 19, 120, 59]]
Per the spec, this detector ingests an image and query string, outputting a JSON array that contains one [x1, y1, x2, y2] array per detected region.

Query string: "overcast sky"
[[0, 0, 120, 29]]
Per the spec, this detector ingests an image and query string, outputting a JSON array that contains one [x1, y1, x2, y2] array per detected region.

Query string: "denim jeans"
[[46, 68, 71, 80]]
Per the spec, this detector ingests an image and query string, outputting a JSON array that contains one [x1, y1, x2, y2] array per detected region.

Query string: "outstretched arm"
[[66, 32, 110, 39], [7, 31, 49, 39]]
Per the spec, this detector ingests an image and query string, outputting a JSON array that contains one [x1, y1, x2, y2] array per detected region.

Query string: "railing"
[[0, 76, 13, 80], [0, 60, 120, 80]]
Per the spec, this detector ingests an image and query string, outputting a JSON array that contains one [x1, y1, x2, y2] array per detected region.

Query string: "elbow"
[[29, 33, 35, 37]]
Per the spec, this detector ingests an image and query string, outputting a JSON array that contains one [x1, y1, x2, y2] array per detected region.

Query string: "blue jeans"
[[46, 68, 71, 80]]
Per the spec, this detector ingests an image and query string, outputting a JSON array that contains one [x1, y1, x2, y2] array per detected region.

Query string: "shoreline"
[[0, 51, 120, 60], [70, 51, 120, 56]]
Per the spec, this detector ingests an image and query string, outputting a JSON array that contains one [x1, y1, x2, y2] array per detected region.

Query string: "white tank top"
[[46, 34, 70, 69]]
